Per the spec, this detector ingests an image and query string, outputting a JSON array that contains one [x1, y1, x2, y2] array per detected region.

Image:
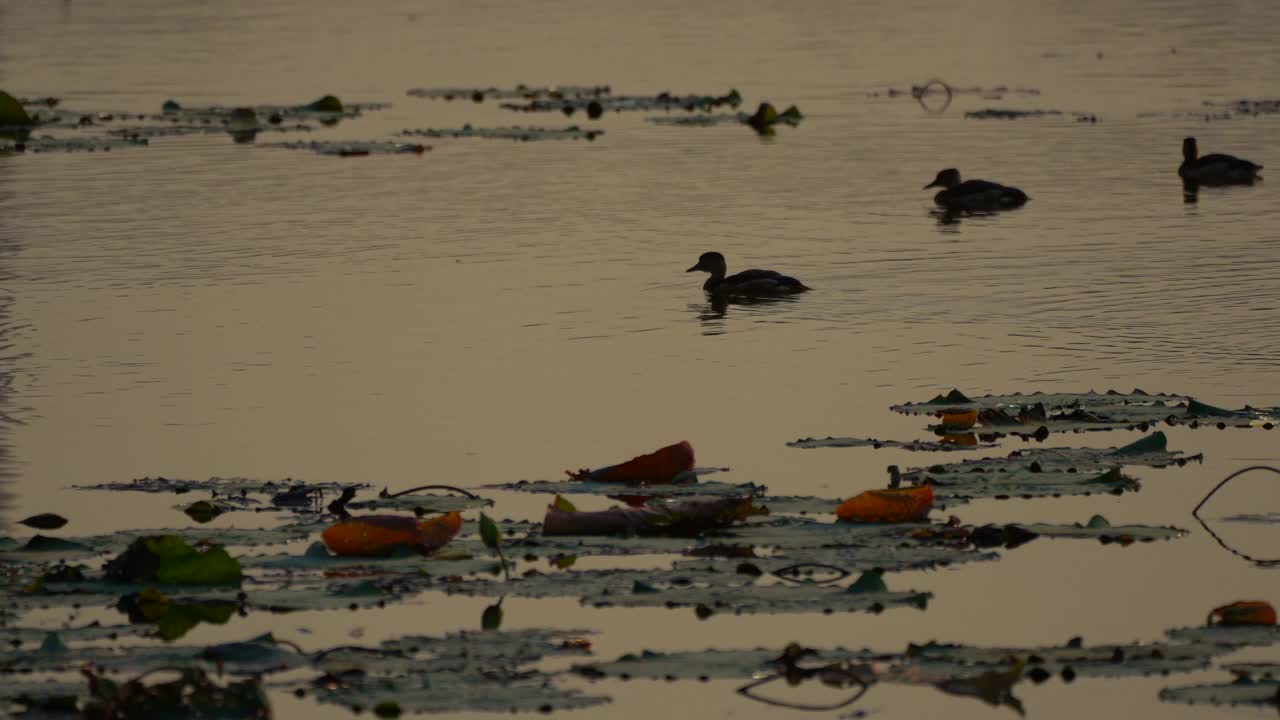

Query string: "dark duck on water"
[[685, 252, 810, 297], [923, 168, 1029, 212], [1179, 137, 1262, 186]]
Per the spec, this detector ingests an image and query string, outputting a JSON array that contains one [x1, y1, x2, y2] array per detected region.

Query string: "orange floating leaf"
[[1207, 601, 1276, 627], [321, 512, 462, 557], [939, 409, 978, 429], [568, 441, 696, 485], [836, 485, 933, 523]]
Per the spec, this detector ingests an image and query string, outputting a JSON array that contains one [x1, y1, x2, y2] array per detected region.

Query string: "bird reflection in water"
[[691, 294, 805, 336]]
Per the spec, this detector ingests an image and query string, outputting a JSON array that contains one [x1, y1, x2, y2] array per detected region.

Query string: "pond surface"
[[1, 0, 1278, 718]]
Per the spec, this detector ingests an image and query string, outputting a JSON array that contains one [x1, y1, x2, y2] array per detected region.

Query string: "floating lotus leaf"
[[260, 140, 429, 156], [1159, 676, 1280, 706], [573, 646, 874, 681], [159, 98, 387, 121], [1, 135, 149, 153], [0, 625, 149, 647], [75, 476, 365, 497], [493, 88, 741, 114], [349, 492, 491, 513], [488, 478, 754, 498], [1165, 624, 1280, 647], [1013, 517, 1186, 542], [964, 108, 1098, 121], [671, 540, 997, 574], [106, 123, 314, 139], [308, 672, 610, 714], [755, 494, 844, 515], [786, 436, 992, 451], [241, 541, 502, 576], [406, 85, 612, 101], [903, 639, 1220, 678], [373, 628, 595, 670], [0, 632, 307, 675], [436, 562, 922, 609], [0, 677, 85, 704], [401, 125, 603, 141], [892, 390, 1279, 434], [1222, 512, 1280, 524], [898, 432, 1197, 502]]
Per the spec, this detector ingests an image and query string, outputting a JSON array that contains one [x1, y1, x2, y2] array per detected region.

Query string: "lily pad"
[[964, 108, 1098, 122], [260, 141, 429, 156], [786, 436, 993, 451], [493, 88, 741, 114], [309, 672, 609, 714], [897, 432, 1197, 502], [2, 135, 149, 153], [1160, 676, 1280, 707], [74, 475, 365, 498], [892, 390, 1280, 434], [1165, 624, 1280, 647], [1012, 517, 1186, 543], [488, 478, 759, 498], [406, 84, 612, 102], [401, 125, 603, 141]]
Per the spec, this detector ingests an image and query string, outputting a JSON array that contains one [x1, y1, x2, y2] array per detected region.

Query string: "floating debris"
[[401, 124, 603, 141], [648, 102, 803, 135]]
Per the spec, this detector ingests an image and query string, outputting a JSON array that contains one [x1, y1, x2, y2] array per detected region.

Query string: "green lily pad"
[[401, 125, 604, 141], [104, 535, 242, 586]]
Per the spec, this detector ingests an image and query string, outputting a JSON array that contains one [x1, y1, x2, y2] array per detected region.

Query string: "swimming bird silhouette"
[[1179, 137, 1262, 186], [923, 168, 1029, 212], [686, 252, 810, 297]]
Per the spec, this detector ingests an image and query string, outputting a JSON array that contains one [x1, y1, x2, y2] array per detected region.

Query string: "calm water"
[[1, 0, 1278, 717]]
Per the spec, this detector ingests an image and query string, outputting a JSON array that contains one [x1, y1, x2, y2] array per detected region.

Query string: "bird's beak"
[[923, 181, 940, 190], [686, 264, 701, 272]]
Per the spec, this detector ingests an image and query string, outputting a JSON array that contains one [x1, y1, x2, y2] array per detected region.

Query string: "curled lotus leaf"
[[260, 140, 429, 156], [401, 125, 604, 141]]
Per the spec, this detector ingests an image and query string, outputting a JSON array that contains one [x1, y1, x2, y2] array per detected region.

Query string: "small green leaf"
[[552, 495, 577, 513], [847, 570, 889, 594], [183, 501, 222, 524], [479, 514, 501, 550]]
